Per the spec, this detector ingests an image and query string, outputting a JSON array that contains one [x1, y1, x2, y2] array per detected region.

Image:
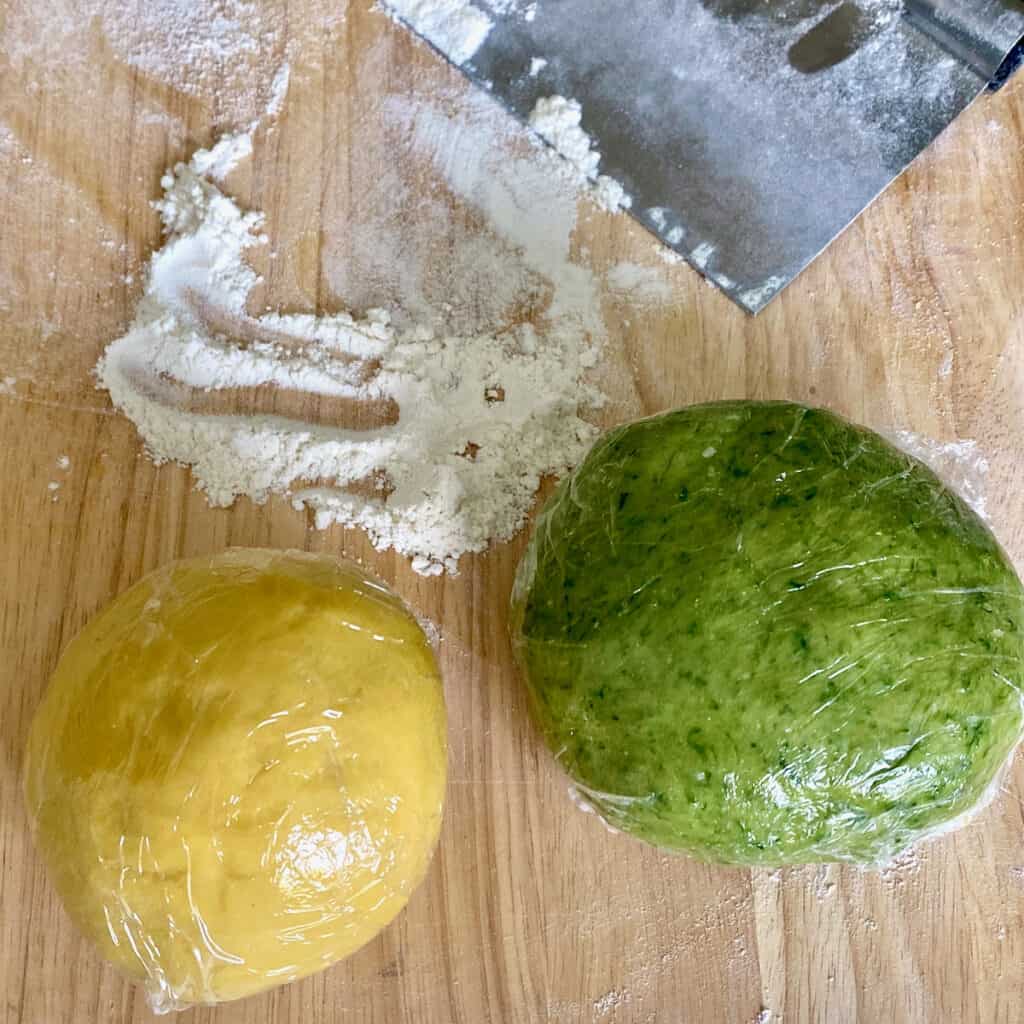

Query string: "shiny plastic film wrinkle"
[[511, 401, 1024, 867], [24, 548, 448, 1012]]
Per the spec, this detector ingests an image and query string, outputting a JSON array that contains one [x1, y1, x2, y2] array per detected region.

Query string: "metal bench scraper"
[[385, 0, 1024, 312]]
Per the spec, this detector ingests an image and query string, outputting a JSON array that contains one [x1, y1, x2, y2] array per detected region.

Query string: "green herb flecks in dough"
[[512, 402, 1024, 866]]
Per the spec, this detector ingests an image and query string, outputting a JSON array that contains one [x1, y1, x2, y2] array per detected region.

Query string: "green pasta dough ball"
[[511, 401, 1024, 866]]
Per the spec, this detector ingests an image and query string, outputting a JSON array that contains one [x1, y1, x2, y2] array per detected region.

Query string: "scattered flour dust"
[[593, 987, 632, 1017], [381, 0, 494, 65], [335, 81, 594, 337], [606, 262, 675, 307], [382, 0, 543, 63], [654, 244, 686, 267], [97, 133, 603, 576], [4, 0, 355, 116], [1, 0, 299, 131], [379, 4, 633, 213], [528, 96, 632, 213]]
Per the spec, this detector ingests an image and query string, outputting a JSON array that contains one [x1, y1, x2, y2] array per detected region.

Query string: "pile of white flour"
[[97, 133, 602, 575], [528, 96, 631, 213]]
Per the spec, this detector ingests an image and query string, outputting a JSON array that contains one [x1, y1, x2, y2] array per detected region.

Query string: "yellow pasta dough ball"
[[24, 549, 447, 1011]]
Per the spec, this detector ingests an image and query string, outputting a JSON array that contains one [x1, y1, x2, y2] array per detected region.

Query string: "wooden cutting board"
[[3, 3, 1024, 1022]]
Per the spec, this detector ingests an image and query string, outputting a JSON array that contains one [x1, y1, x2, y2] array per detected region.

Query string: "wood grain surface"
[[3, 3, 1024, 1022]]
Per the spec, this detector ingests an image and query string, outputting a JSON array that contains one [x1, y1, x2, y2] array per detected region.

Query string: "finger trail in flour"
[[97, 132, 604, 576]]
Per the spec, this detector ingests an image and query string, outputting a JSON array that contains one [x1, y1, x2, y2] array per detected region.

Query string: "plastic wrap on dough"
[[511, 401, 1024, 866], [24, 549, 447, 1012]]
